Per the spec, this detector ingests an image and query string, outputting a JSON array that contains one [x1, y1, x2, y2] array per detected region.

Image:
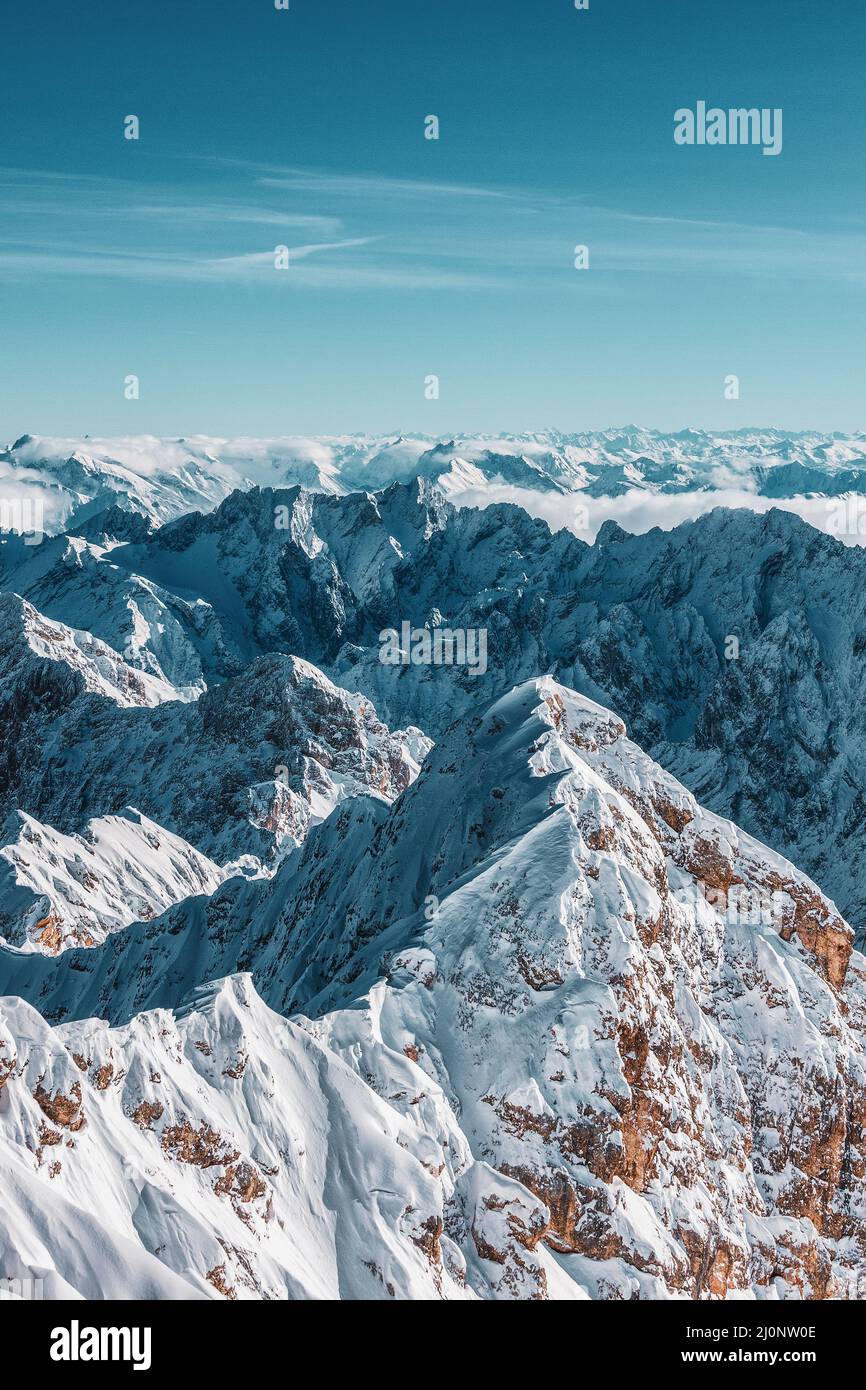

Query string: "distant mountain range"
[[6, 427, 866, 537]]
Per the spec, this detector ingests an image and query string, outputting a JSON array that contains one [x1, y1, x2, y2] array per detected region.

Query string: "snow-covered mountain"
[[3, 432, 866, 1301], [5, 427, 866, 538], [8, 481, 864, 936], [0, 593, 428, 950], [2, 681, 865, 1299], [0, 810, 227, 955]]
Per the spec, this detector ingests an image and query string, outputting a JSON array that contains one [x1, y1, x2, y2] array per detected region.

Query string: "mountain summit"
[[2, 680, 864, 1299]]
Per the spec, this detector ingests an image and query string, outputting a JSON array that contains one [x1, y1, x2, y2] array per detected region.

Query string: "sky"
[[1, 0, 864, 437]]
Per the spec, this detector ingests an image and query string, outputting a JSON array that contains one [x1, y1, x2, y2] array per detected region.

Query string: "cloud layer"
[[450, 482, 866, 547]]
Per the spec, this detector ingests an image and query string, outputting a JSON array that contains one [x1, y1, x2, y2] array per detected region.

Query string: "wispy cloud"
[[204, 157, 518, 203], [132, 203, 341, 234], [0, 238, 375, 283], [1, 159, 864, 296], [0, 238, 505, 290]]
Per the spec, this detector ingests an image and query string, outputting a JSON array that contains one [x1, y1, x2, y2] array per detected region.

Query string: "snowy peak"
[[0, 975, 472, 1300], [2, 677, 865, 1299], [197, 650, 431, 831], [0, 809, 227, 955], [0, 591, 179, 708], [341, 675, 853, 1000]]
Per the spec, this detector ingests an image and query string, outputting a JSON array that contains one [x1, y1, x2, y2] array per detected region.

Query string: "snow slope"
[[2, 680, 864, 1299], [0, 809, 227, 954]]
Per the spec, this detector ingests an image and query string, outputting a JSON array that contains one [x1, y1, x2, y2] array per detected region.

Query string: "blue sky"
[[1, 0, 864, 436]]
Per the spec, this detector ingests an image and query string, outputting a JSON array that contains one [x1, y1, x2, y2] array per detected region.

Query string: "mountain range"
[[1, 475, 862, 938], [6, 427, 866, 538], [2, 435, 865, 1300]]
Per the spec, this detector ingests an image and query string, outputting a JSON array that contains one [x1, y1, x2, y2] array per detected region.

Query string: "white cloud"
[[450, 482, 866, 546]]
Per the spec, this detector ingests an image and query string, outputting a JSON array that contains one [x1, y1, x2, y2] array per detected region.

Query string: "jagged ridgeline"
[[2, 465, 866, 935], [1, 680, 865, 1298], [3, 440, 866, 1300]]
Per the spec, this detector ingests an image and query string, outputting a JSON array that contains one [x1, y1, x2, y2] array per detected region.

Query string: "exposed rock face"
[[2, 680, 865, 1299]]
